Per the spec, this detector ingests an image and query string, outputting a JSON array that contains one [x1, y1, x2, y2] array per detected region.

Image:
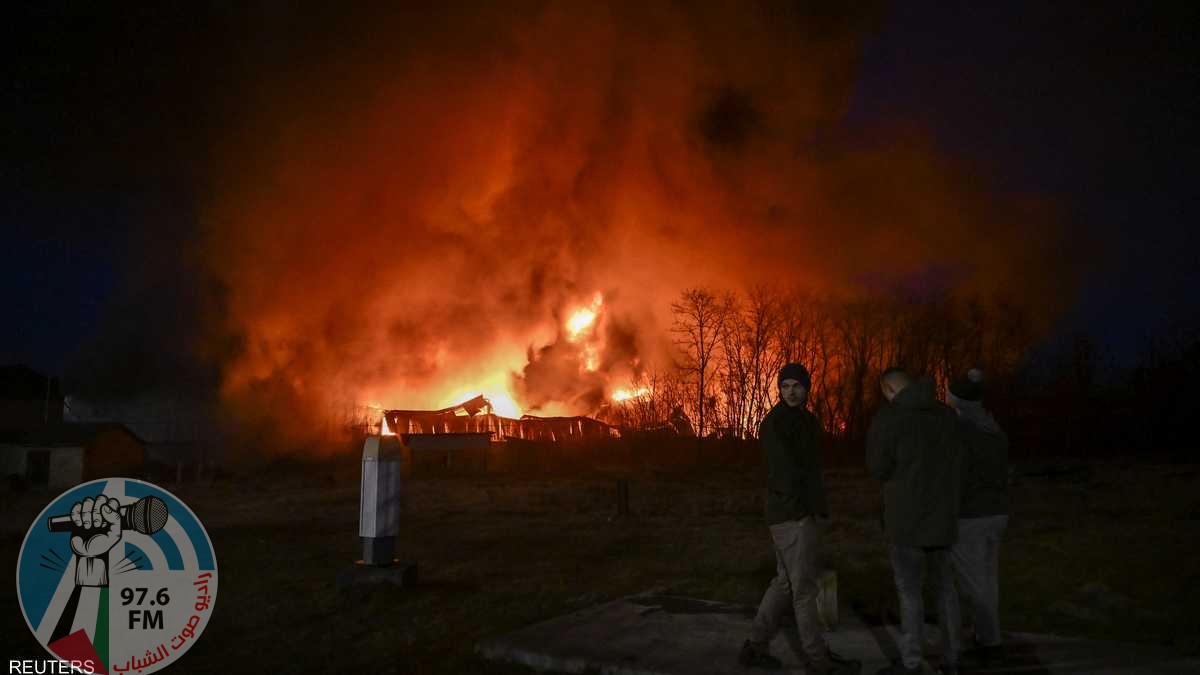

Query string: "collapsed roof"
[[384, 395, 619, 443]]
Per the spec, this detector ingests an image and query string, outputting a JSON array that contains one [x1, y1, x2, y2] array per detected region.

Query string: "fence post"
[[616, 479, 630, 517]]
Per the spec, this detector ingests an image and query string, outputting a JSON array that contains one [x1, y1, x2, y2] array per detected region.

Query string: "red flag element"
[[48, 629, 108, 675]]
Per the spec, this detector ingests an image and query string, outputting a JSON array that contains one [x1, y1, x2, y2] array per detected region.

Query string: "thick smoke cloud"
[[196, 2, 1071, 444]]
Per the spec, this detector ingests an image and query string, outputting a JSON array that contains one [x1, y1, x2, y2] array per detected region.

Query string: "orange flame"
[[440, 388, 522, 418], [566, 292, 603, 342], [612, 386, 650, 402]]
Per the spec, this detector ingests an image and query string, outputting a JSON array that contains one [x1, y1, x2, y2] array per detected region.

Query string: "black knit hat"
[[778, 363, 811, 389], [949, 368, 985, 402]]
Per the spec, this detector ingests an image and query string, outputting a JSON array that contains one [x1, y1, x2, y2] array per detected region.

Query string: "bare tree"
[[671, 288, 732, 439], [775, 292, 838, 432], [714, 286, 788, 438], [743, 287, 784, 434], [655, 284, 1036, 450], [827, 297, 892, 441], [716, 294, 749, 438]]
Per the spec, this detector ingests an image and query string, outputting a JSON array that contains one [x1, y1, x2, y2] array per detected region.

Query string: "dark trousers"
[[889, 544, 961, 669]]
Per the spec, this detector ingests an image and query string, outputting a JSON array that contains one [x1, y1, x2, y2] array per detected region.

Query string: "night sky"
[[2, 1, 1196, 380], [846, 1, 1198, 353]]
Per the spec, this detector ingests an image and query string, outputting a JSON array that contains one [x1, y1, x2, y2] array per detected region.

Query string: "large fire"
[[358, 292, 628, 424], [199, 3, 1065, 450]]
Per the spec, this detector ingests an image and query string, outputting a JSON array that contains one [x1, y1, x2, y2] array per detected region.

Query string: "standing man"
[[946, 369, 1009, 667], [867, 368, 963, 675], [740, 363, 861, 674]]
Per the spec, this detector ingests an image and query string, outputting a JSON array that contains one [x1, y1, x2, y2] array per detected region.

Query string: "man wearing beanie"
[[867, 367, 963, 675], [739, 363, 860, 674], [946, 368, 1009, 667]]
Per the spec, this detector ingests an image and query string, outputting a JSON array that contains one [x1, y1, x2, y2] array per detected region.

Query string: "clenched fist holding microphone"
[[69, 495, 123, 586]]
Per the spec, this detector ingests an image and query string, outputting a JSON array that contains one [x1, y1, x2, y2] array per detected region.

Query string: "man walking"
[[946, 368, 1009, 667], [867, 368, 963, 675], [740, 363, 860, 674]]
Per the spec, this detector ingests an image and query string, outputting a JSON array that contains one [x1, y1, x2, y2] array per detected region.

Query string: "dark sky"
[[2, 1, 1196, 378], [2, 4, 245, 380], [844, 1, 1198, 355]]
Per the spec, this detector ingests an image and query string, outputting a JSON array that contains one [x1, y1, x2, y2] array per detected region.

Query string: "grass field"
[[2, 459, 1198, 673]]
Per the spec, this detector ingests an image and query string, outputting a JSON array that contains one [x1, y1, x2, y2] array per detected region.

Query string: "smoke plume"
[[193, 2, 1071, 445]]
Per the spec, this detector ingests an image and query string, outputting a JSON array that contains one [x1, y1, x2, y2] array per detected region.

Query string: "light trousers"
[[749, 516, 828, 662], [949, 514, 1008, 647]]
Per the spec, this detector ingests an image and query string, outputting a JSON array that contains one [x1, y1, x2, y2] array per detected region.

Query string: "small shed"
[[0, 423, 145, 489]]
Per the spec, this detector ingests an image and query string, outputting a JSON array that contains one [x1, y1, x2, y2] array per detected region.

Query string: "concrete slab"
[[476, 591, 1200, 674]]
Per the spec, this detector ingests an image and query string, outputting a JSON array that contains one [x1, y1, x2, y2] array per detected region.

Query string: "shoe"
[[807, 649, 862, 674], [961, 643, 1005, 667], [874, 661, 921, 675], [738, 640, 782, 669]]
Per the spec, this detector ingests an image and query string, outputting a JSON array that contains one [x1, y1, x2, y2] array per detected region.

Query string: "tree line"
[[607, 286, 1037, 445], [605, 286, 1200, 459]]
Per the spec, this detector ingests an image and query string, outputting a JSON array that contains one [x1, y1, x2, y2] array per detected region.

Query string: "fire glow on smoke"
[[198, 3, 1067, 444]]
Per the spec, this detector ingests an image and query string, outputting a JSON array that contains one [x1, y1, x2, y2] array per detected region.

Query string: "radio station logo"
[[16, 478, 218, 674]]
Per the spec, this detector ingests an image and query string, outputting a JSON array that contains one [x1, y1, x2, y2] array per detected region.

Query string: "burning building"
[[383, 394, 620, 444], [378, 394, 621, 476]]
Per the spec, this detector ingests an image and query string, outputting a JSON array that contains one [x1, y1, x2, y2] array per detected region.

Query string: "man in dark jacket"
[[740, 363, 860, 674], [867, 368, 963, 675], [946, 369, 1009, 666]]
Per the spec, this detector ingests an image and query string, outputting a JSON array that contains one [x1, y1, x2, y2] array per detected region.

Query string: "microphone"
[[47, 496, 169, 535]]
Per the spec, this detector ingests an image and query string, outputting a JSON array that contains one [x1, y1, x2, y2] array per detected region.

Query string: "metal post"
[[360, 435, 402, 566]]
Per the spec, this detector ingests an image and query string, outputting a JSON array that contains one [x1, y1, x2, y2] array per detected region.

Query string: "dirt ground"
[[2, 459, 1198, 673]]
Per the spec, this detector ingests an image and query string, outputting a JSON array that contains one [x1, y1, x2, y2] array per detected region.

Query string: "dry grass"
[[2, 459, 1198, 673]]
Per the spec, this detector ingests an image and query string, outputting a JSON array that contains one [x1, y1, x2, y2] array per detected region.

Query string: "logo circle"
[[16, 478, 218, 674]]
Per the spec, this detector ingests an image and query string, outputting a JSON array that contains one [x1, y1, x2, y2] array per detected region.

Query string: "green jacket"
[[761, 401, 829, 524], [956, 406, 1010, 518], [866, 378, 963, 547]]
